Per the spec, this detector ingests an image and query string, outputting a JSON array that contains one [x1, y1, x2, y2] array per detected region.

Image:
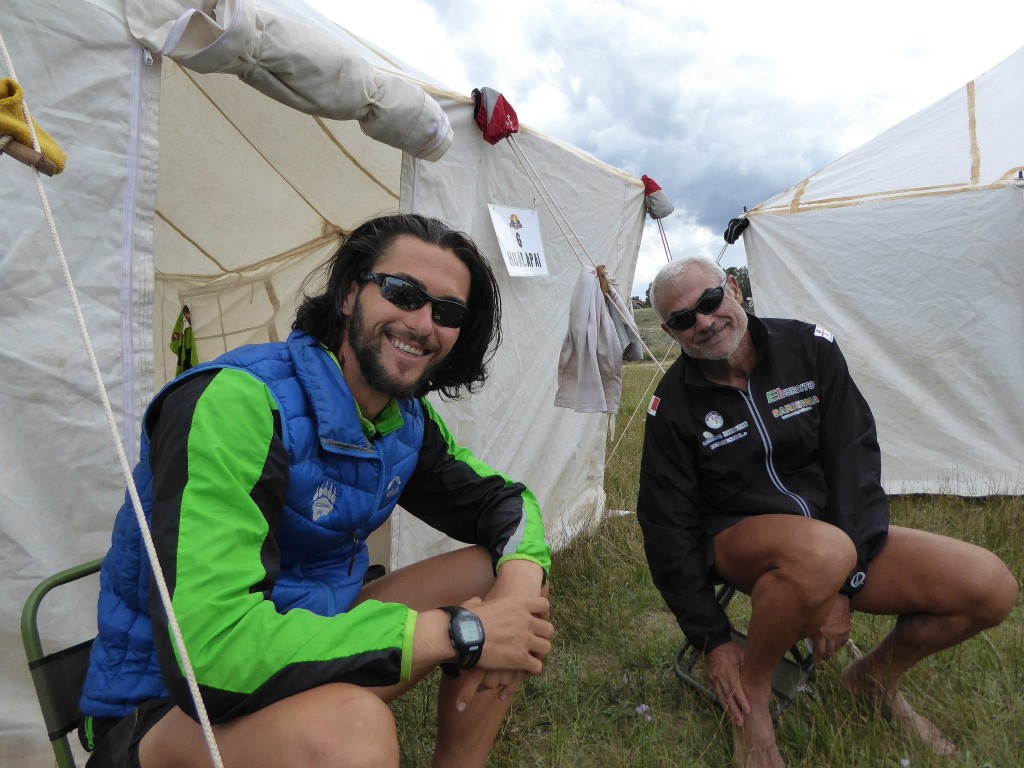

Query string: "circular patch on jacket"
[[704, 411, 724, 429]]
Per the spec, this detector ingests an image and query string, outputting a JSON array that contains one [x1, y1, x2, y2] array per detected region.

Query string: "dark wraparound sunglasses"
[[360, 273, 469, 329], [665, 279, 728, 331]]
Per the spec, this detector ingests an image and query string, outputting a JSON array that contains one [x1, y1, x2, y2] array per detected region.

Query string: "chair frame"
[[21, 558, 104, 768], [673, 584, 816, 720], [19, 557, 387, 768]]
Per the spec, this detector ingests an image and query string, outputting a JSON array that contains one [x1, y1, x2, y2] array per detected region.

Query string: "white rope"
[[507, 136, 592, 268], [606, 342, 675, 463], [0, 31, 225, 768], [505, 159, 678, 466], [657, 218, 673, 262], [605, 211, 679, 461], [506, 133, 673, 459], [611, 226, 740, 461], [505, 134, 670, 370]]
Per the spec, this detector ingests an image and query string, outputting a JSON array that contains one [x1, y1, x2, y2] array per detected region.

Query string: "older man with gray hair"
[[637, 256, 1017, 768]]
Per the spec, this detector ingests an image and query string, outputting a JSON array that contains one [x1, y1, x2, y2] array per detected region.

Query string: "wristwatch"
[[439, 605, 485, 678]]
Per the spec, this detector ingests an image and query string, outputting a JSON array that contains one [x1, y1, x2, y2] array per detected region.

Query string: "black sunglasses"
[[665, 279, 729, 331], [360, 273, 469, 329]]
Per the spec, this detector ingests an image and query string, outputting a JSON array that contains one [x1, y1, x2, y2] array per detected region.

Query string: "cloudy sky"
[[307, 0, 1023, 298]]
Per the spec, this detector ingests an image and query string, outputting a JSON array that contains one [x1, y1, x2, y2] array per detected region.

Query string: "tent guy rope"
[[506, 134, 668, 370], [657, 218, 673, 261], [605, 343, 675, 464], [506, 133, 672, 449], [0, 29, 226, 768]]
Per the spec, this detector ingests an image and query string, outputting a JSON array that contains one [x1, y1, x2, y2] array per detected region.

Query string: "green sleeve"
[[148, 368, 416, 721], [396, 398, 551, 576]]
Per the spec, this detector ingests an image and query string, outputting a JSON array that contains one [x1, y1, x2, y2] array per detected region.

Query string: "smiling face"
[[338, 234, 470, 415], [659, 267, 748, 361]]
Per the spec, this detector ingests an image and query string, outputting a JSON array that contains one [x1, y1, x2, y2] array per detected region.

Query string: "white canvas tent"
[[743, 46, 1024, 496], [0, 1, 646, 763]]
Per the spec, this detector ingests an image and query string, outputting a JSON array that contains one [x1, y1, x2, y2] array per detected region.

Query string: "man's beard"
[[681, 305, 748, 361], [347, 298, 442, 399]]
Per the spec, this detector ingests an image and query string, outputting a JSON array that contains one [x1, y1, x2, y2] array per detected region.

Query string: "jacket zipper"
[[738, 387, 812, 517], [321, 439, 383, 576]]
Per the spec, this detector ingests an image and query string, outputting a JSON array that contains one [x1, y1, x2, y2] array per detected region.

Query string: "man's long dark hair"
[[293, 213, 502, 399]]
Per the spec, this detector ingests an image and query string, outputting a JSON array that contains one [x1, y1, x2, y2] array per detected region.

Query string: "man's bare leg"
[[714, 516, 856, 768], [843, 526, 1018, 754], [139, 683, 401, 768], [358, 545, 526, 768], [138, 546, 511, 768]]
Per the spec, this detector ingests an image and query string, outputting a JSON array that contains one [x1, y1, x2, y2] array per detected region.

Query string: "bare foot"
[[841, 662, 957, 756], [731, 704, 785, 768]]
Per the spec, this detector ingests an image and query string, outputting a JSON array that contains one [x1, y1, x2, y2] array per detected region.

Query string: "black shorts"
[[705, 534, 724, 584], [80, 699, 175, 768]]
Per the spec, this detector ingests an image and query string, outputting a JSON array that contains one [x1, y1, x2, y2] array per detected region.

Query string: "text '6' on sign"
[[488, 204, 548, 277]]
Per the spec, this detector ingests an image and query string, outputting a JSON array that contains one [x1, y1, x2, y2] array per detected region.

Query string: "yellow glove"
[[0, 78, 66, 173]]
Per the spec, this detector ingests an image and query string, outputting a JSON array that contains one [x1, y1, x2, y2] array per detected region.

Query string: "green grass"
[[392, 323, 1024, 767], [632, 307, 682, 366]]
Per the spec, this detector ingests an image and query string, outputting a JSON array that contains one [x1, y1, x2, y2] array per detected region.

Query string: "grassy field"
[[393, 317, 1024, 767]]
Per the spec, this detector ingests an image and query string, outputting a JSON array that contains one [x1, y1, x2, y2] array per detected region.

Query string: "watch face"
[[457, 615, 484, 645]]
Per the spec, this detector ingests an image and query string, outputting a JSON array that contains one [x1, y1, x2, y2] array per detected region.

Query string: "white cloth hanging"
[[554, 266, 642, 414]]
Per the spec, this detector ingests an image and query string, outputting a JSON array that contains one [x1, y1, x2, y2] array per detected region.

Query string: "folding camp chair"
[[21, 558, 104, 768], [673, 584, 816, 720], [20, 557, 387, 768]]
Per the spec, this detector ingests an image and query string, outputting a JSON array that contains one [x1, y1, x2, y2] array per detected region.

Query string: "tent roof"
[[743, 45, 1024, 495], [753, 44, 1024, 214]]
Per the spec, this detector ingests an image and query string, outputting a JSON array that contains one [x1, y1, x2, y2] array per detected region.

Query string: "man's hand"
[[706, 640, 750, 726], [446, 559, 552, 713], [812, 594, 851, 663], [471, 596, 553, 673], [446, 667, 528, 713], [447, 595, 552, 712]]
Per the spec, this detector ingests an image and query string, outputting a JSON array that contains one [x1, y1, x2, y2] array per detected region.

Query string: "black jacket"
[[637, 316, 889, 653]]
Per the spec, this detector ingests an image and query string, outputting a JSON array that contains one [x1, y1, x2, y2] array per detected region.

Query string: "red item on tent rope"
[[472, 87, 519, 144], [641, 175, 662, 196], [641, 174, 674, 219]]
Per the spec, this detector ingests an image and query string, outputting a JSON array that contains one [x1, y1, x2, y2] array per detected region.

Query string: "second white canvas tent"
[[742, 46, 1024, 495], [0, 1, 645, 764]]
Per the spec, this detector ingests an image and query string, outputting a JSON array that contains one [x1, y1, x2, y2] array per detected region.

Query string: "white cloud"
[[305, 0, 1024, 298]]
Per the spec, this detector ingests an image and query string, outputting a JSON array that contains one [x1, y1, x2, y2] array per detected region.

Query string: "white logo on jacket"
[[311, 482, 337, 521], [702, 421, 749, 449], [385, 475, 403, 499], [813, 325, 834, 342], [705, 411, 724, 429]]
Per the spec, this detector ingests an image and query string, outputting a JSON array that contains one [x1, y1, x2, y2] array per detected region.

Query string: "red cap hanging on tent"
[[642, 175, 674, 219], [472, 87, 519, 144]]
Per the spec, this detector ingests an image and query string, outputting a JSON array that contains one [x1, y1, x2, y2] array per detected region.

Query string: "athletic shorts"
[[705, 534, 724, 583], [79, 699, 175, 768]]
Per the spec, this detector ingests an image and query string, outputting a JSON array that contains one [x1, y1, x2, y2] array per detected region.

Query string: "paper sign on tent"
[[488, 204, 548, 277]]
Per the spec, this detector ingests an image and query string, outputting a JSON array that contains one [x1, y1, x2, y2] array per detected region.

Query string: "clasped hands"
[[447, 593, 554, 713]]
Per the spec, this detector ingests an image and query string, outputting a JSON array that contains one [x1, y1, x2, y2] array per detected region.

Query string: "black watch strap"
[[439, 605, 484, 678]]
